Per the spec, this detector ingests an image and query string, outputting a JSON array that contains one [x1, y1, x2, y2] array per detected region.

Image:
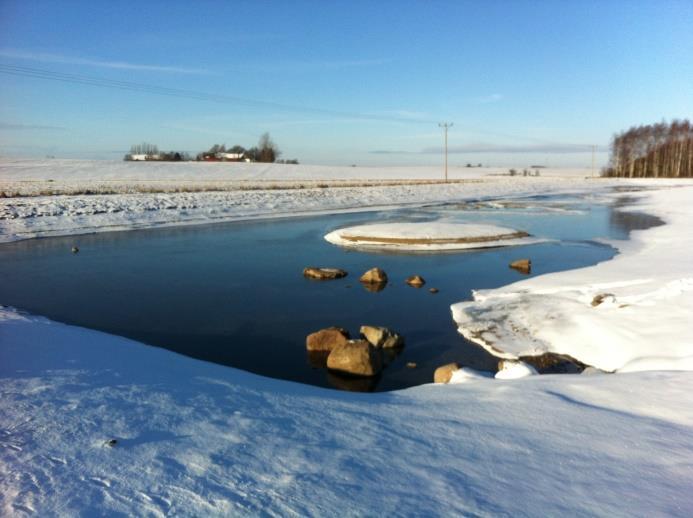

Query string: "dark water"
[[0, 194, 661, 391]]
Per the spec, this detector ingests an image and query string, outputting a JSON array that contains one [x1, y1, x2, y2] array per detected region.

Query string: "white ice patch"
[[325, 221, 541, 250]]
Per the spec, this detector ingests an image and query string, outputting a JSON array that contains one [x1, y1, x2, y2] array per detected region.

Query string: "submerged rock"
[[303, 267, 348, 280], [509, 259, 531, 274], [405, 275, 426, 287], [326, 340, 382, 377], [360, 325, 404, 349], [434, 362, 460, 384], [359, 267, 388, 285], [429, 288, 439, 294], [306, 327, 350, 352]]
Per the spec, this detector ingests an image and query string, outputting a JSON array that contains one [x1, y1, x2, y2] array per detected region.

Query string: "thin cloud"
[[371, 143, 606, 155], [0, 122, 67, 131], [0, 49, 211, 75], [421, 143, 606, 154]]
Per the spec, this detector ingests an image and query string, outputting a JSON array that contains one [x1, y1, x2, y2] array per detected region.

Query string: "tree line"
[[124, 132, 297, 163], [603, 119, 692, 178]]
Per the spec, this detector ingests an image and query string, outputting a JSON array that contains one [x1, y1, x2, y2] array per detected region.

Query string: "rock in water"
[[434, 362, 460, 384], [405, 275, 426, 287], [326, 340, 382, 377], [429, 288, 439, 294], [71, 246, 79, 254], [359, 267, 388, 284], [509, 258, 531, 273], [306, 327, 350, 352], [360, 325, 404, 349], [303, 267, 348, 280]]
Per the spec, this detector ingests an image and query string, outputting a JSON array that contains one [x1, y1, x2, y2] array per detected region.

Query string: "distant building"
[[216, 152, 249, 162], [129, 154, 148, 161]]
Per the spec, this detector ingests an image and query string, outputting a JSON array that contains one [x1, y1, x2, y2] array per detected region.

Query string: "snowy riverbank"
[[2, 307, 692, 516], [2, 160, 692, 515]]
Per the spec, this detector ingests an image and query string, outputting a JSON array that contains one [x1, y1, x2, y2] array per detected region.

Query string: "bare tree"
[[603, 120, 692, 178], [256, 132, 281, 163]]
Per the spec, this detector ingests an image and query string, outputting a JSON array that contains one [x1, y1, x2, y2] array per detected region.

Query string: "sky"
[[0, 0, 691, 167]]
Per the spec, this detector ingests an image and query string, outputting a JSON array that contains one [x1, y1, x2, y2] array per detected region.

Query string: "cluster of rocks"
[[306, 325, 405, 378], [303, 266, 439, 293]]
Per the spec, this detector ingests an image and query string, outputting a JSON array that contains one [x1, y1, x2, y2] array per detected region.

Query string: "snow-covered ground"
[[2, 308, 692, 516], [2, 159, 692, 515], [452, 185, 693, 373]]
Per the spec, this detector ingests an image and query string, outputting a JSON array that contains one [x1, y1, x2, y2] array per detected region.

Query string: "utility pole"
[[591, 145, 596, 178], [438, 122, 453, 182]]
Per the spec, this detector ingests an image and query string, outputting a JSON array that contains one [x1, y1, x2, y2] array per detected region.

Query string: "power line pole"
[[591, 144, 596, 178], [438, 122, 453, 182]]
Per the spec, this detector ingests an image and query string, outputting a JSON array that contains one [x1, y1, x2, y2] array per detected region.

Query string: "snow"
[[325, 221, 541, 250], [2, 307, 692, 516], [452, 184, 693, 373], [494, 360, 539, 379], [2, 159, 693, 515]]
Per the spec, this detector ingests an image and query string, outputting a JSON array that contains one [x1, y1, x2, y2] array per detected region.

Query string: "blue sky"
[[1, 0, 691, 166]]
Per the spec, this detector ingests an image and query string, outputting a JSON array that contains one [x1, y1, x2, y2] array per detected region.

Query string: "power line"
[[0, 63, 438, 126]]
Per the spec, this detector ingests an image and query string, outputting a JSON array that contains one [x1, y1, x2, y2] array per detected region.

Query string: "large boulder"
[[359, 267, 388, 284], [306, 327, 350, 352], [360, 325, 404, 349], [327, 340, 382, 377], [303, 267, 348, 280], [434, 362, 460, 384]]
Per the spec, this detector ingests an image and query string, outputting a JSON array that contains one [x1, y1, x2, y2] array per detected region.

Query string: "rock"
[[306, 327, 350, 352], [429, 288, 439, 294], [434, 362, 460, 383], [359, 267, 388, 284], [327, 340, 382, 377], [520, 353, 586, 374], [405, 275, 426, 287], [406, 362, 417, 369], [360, 325, 404, 349], [495, 360, 538, 379], [591, 293, 616, 306], [71, 246, 79, 254], [509, 259, 531, 273], [303, 267, 347, 280]]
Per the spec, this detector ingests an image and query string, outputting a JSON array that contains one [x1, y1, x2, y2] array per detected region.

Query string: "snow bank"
[[452, 184, 693, 372], [325, 221, 541, 250], [2, 306, 692, 516]]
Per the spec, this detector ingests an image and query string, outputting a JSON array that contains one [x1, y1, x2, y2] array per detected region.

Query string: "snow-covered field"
[[1, 160, 600, 243], [1, 159, 692, 515]]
